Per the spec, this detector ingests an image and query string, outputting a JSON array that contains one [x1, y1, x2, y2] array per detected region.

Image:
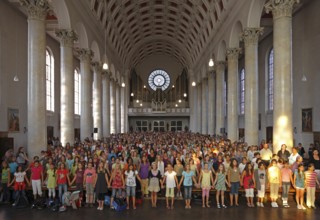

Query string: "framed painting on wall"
[[8, 108, 20, 132], [302, 108, 312, 132]]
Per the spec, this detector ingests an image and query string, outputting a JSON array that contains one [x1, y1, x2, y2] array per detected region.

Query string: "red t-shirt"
[[84, 168, 96, 184], [57, 169, 68, 184], [31, 166, 43, 180]]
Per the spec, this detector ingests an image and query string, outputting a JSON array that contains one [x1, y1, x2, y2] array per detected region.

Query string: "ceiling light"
[[121, 82, 125, 87], [102, 62, 108, 70], [143, 85, 146, 88], [209, 58, 214, 67], [178, 99, 182, 103], [136, 99, 139, 103], [140, 103, 143, 107], [175, 104, 178, 107], [183, 93, 187, 97], [192, 82, 196, 87], [131, 93, 134, 97], [172, 85, 175, 88]]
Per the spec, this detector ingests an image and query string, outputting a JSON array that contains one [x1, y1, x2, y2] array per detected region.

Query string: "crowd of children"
[[0, 131, 320, 211]]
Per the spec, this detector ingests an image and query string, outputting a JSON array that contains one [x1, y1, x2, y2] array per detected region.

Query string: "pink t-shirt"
[[84, 168, 96, 184], [281, 168, 292, 182], [305, 171, 317, 187], [31, 166, 42, 180]]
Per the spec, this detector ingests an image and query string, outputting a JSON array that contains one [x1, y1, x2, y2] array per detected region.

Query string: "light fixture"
[[121, 82, 125, 87], [140, 103, 143, 107], [131, 92, 134, 97], [175, 104, 178, 107], [209, 58, 214, 67], [13, 75, 19, 82], [136, 99, 139, 103], [172, 85, 175, 88], [301, 74, 307, 82], [183, 93, 187, 97], [143, 85, 146, 88], [192, 82, 196, 87], [102, 62, 108, 70], [178, 99, 182, 103], [102, 0, 108, 70]]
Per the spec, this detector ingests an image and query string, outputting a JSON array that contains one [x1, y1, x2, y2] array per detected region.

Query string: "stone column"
[[188, 73, 196, 132], [110, 78, 116, 134], [227, 48, 241, 142], [208, 71, 215, 135], [121, 82, 125, 133], [197, 82, 202, 133], [241, 27, 263, 146], [76, 48, 93, 141], [265, 0, 298, 152], [201, 78, 208, 134], [215, 61, 226, 135], [102, 72, 110, 137], [20, 0, 49, 157], [56, 29, 78, 146], [116, 82, 121, 133], [92, 62, 102, 140]]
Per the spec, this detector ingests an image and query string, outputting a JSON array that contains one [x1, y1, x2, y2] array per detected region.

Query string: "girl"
[[254, 162, 268, 207], [108, 163, 125, 209], [0, 161, 11, 203], [45, 163, 56, 201], [9, 165, 30, 206], [293, 164, 306, 209], [280, 161, 293, 207], [198, 162, 214, 208], [138, 155, 150, 198], [162, 164, 179, 209], [267, 159, 281, 208], [241, 162, 255, 207], [84, 162, 96, 207], [148, 162, 162, 207], [174, 159, 184, 197], [213, 164, 229, 208], [125, 163, 141, 209], [56, 162, 70, 204], [228, 159, 241, 206], [305, 163, 320, 208], [95, 161, 109, 210], [179, 164, 198, 209]]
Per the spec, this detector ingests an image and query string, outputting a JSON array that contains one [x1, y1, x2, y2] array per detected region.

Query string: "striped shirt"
[[305, 171, 317, 187]]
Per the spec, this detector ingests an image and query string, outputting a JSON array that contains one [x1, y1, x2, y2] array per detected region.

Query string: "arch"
[[90, 41, 101, 62], [228, 21, 243, 48], [74, 22, 89, 48], [247, 0, 266, 27], [216, 40, 227, 61], [50, 0, 71, 29]]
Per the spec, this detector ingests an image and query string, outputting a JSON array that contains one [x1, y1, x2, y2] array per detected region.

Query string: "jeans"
[[230, 182, 240, 195], [282, 182, 290, 199], [58, 184, 67, 203], [184, 186, 192, 199], [1, 183, 10, 202]]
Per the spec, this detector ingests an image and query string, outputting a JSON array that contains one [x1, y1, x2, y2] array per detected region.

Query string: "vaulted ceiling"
[[88, 0, 228, 68]]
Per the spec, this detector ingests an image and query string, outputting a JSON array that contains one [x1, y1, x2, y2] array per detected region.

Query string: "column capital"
[[240, 27, 264, 45], [265, 0, 299, 19], [226, 48, 242, 60], [75, 48, 94, 62], [91, 62, 102, 73], [19, 0, 50, 20], [55, 29, 78, 47]]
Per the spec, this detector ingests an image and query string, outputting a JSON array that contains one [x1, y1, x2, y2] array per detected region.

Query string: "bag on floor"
[[112, 198, 127, 212], [104, 195, 111, 206]]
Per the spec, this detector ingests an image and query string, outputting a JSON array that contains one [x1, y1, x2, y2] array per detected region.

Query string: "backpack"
[[112, 198, 127, 212]]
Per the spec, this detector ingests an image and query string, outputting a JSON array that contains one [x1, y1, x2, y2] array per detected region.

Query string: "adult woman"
[[277, 144, 290, 162], [309, 149, 320, 180], [16, 147, 29, 169]]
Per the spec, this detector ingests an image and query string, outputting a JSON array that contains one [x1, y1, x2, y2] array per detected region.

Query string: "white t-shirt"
[[164, 171, 177, 188], [15, 171, 26, 183], [125, 170, 138, 187]]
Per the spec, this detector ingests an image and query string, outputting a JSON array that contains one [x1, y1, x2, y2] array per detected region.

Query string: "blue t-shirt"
[[182, 170, 195, 186], [295, 170, 305, 188], [9, 162, 18, 174]]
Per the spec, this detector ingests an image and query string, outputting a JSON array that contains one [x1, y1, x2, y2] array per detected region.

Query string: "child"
[[241, 162, 255, 207], [280, 161, 293, 207], [228, 159, 241, 206], [125, 163, 141, 209], [9, 165, 30, 206], [268, 159, 281, 208], [95, 161, 109, 211], [213, 164, 229, 208], [56, 163, 70, 204], [293, 164, 306, 209], [148, 162, 162, 208], [30, 160, 43, 200], [138, 155, 150, 198], [84, 162, 96, 208], [198, 162, 214, 208], [179, 164, 198, 209], [45, 163, 56, 201], [108, 163, 124, 209], [305, 163, 320, 209], [9, 156, 18, 176], [0, 161, 11, 203], [162, 164, 179, 209], [254, 162, 268, 207]]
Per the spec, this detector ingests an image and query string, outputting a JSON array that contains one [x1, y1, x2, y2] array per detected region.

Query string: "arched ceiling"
[[88, 0, 227, 68]]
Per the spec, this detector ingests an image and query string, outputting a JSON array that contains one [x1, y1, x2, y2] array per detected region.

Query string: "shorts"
[[112, 188, 122, 198], [126, 186, 136, 197], [86, 183, 94, 195], [166, 187, 175, 198], [32, 179, 42, 195], [245, 188, 254, 197], [14, 182, 26, 191], [296, 187, 305, 190], [257, 185, 265, 198], [230, 182, 240, 195]]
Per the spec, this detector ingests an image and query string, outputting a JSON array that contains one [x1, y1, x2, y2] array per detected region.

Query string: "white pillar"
[[102, 72, 110, 137], [227, 48, 241, 142], [265, 0, 298, 153], [76, 48, 93, 141], [116, 82, 121, 133], [201, 78, 208, 134], [188, 74, 196, 132], [215, 61, 226, 135], [241, 28, 263, 146], [121, 82, 125, 133], [208, 71, 215, 135], [56, 29, 77, 146], [92, 62, 102, 140], [197, 82, 202, 133], [21, 0, 49, 157], [110, 79, 116, 134]]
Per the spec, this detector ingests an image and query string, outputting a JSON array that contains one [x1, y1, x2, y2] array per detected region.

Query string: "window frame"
[[46, 48, 54, 112]]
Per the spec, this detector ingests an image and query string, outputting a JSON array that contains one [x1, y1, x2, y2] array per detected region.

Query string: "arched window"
[[239, 68, 245, 114], [74, 69, 81, 115], [268, 48, 274, 111], [46, 49, 54, 112]]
